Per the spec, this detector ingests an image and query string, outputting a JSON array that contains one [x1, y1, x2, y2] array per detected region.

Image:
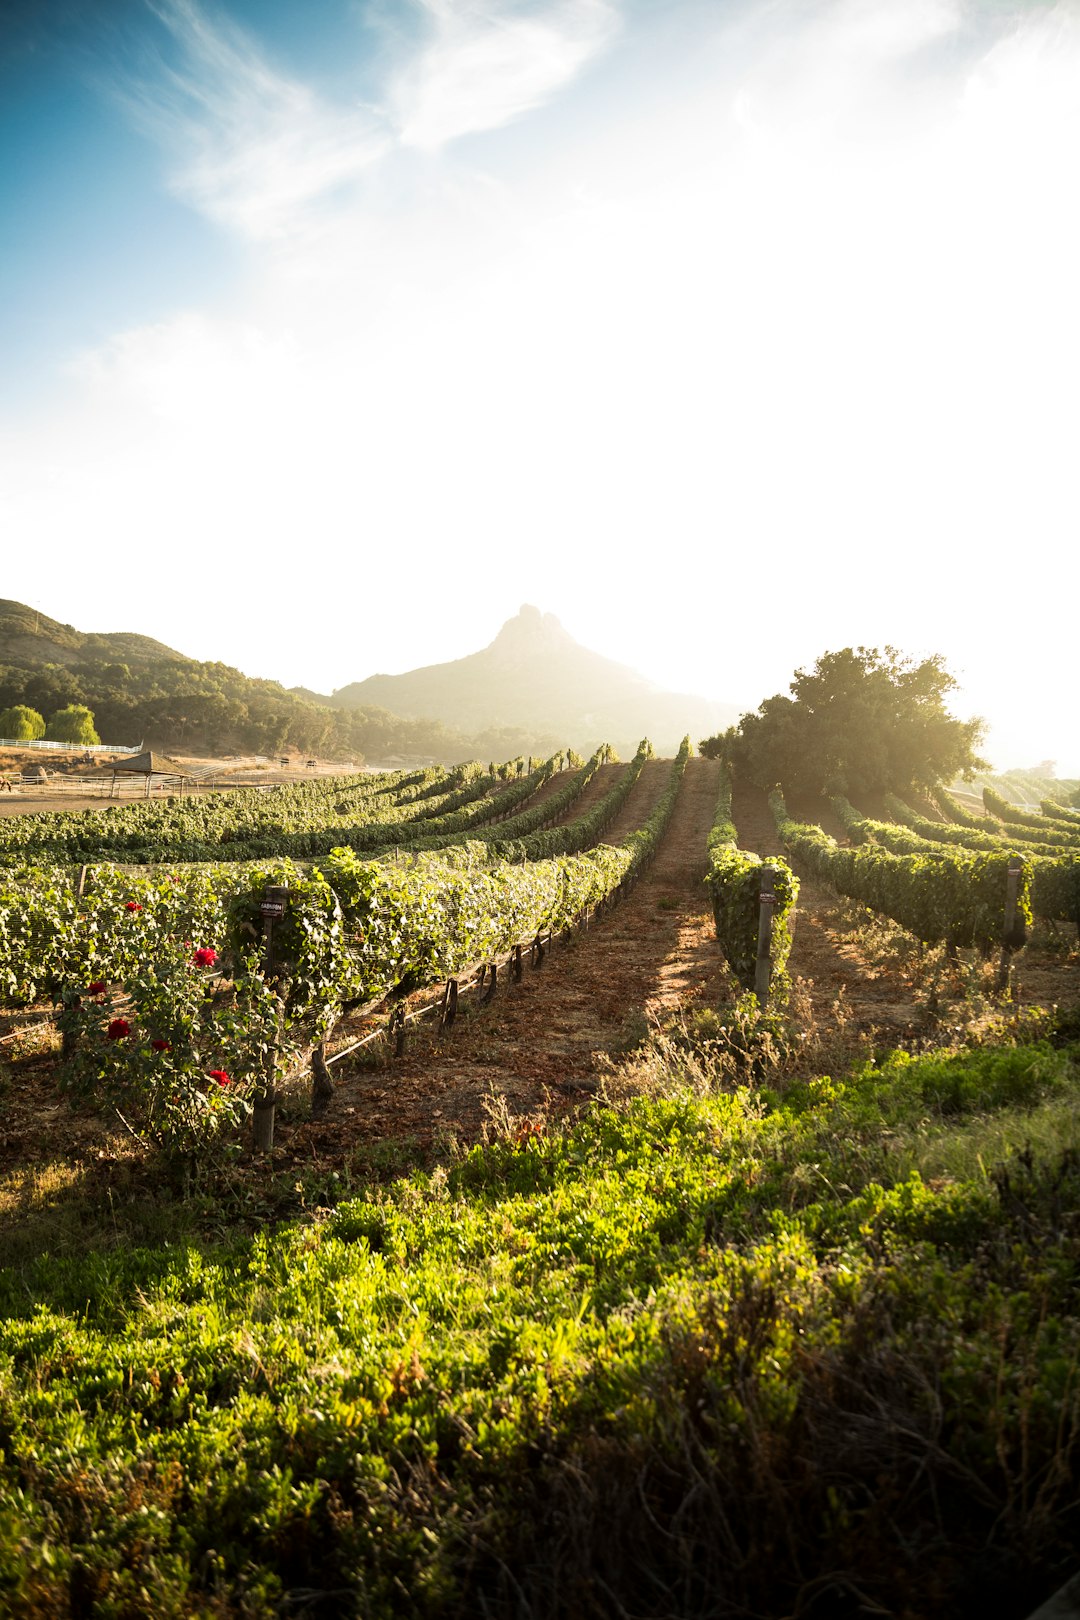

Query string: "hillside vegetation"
[[0, 600, 733, 764], [0, 600, 554, 763]]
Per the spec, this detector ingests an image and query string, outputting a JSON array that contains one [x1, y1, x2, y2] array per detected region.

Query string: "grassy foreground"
[[2, 1023, 1080, 1617]]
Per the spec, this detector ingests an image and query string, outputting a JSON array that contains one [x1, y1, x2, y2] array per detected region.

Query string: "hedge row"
[[46, 745, 691, 1157], [772, 791, 1031, 951], [704, 765, 797, 989], [983, 786, 1080, 846], [880, 798, 1080, 933]]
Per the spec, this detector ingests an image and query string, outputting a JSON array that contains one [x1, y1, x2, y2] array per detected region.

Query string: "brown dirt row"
[[286, 757, 730, 1157], [481, 759, 626, 832], [731, 779, 929, 1038], [731, 779, 1080, 1043]]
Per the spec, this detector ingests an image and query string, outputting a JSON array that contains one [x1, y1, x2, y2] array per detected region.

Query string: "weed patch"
[[1, 1030, 1079, 1616]]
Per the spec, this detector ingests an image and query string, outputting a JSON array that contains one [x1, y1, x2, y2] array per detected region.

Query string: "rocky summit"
[[329, 604, 738, 757]]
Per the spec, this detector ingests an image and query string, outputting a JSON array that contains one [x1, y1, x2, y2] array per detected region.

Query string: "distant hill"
[[329, 605, 738, 757], [0, 600, 182, 668], [0, 600, 561, 763], [0, 599, 739, 763]]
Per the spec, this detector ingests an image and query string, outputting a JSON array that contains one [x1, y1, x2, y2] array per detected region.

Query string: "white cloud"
[[730, 0, 966, 152], [388, 0, 618, 150], [826, 0, 962, 61], [67, 312, 303, 424], [125, 0, 621, 241], [129, 0, 389, 240]]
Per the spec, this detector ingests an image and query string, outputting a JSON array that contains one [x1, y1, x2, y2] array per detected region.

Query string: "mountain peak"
[[330, 605, 739, 755], [490, 605, 572, 657]]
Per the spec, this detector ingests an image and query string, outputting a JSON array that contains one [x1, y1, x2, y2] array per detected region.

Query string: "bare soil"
[[0, 749, 359, 817], [536, 760, 626, 826], [291, 759, 730, 1156], [731, 778, 924, 1035]]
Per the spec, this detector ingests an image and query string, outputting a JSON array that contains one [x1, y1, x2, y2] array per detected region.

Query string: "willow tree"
[[0, 704, 46, 740], [44, 705, 101, 746]]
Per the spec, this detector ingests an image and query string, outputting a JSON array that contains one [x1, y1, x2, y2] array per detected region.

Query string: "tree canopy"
[[0, 704, 46, 741], [707, 647, 987, 798], [44, 704, 101, 746], [0, 654, 561, 764]]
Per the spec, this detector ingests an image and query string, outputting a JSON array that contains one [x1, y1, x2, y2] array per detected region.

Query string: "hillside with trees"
[[0, 600, 556, 763], [0, 600, 731, 764]]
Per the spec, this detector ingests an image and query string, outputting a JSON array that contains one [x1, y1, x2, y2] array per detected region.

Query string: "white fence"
[[3, 769, 287, 797], [0, 738, 142, 754], [3, 773, 238, 799]]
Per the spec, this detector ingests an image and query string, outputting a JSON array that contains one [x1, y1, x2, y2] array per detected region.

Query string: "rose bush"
[[58, 937, 275, 1174]]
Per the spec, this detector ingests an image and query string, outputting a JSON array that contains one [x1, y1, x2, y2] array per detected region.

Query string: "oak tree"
[[713, 647, 986, 797]]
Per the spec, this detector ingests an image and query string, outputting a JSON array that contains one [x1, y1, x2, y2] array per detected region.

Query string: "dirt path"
[[489, 760, 626, 831], [730, 778, 929, 1037], [731, 779, 1080, 1043], [0, 794, 117, 817], [292, 757, 731, 1154]]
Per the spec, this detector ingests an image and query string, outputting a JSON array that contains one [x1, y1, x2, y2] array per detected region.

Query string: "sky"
[[2, 0, 1078, 773]]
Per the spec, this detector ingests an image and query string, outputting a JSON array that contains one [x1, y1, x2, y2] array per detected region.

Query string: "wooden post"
[[754, 866, 775, 1006], [61, 992, 81, 1063], [253, 885, 289, 1154], [261, 887, 289, 979], [65, 863, 90, 1070], [996, 858, 1024, 994], [441, 979, 459, 1027], [252, 1061, 278, 1153], [390, 1004, 407, 1057], [311, 1038, 333, 1117]]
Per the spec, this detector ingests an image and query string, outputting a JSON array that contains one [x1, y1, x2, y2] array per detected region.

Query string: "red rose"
[[207, 1069, 230, 1087], [107, 1019, 131, 1040], [151, 1039, 171, 1053], [192, 947, 217, 967], [87, 981, 106, 995], [125, 901, 142, 912]]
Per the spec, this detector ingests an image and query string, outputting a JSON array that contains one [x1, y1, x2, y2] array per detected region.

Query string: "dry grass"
[[2, 1020, 63, 1064]]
